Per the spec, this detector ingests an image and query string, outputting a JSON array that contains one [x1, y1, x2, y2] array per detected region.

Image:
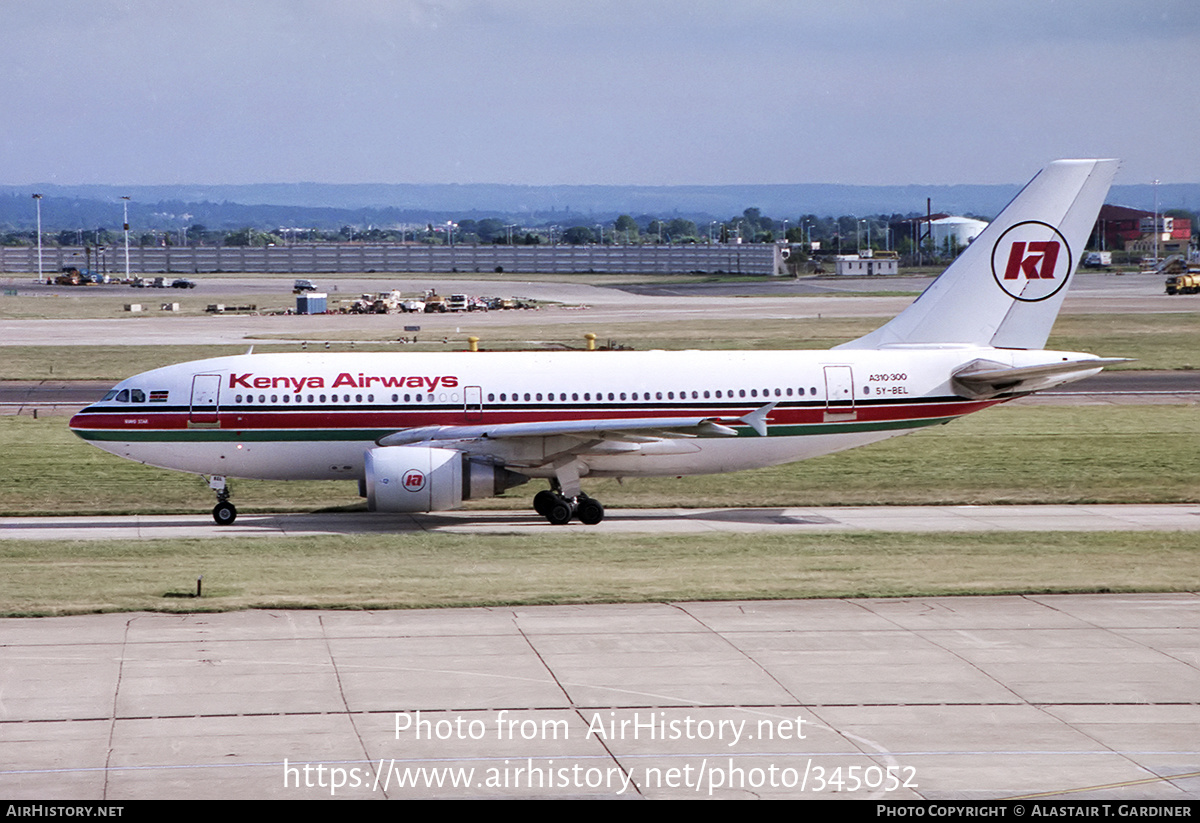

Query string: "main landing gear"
[[209, 475, 237, 526], [532, 488, 605, 525]]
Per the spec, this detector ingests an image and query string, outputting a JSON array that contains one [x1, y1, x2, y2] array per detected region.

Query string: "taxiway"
[[2, 595, 1198, 799]]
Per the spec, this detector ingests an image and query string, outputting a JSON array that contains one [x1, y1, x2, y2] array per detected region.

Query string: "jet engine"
[[364, 446, 527, 513]]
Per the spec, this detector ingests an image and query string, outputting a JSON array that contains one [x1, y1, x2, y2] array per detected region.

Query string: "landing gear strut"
[[531, 486, 605, 525], [209, 475, 237, 525]]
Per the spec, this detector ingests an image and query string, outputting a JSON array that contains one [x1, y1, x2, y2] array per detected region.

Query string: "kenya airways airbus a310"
[[70, 159, 1123, 526]]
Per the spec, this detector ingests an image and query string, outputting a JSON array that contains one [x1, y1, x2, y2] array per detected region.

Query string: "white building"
[[930, 216, 988, 251], [833, 253, 898, 276]]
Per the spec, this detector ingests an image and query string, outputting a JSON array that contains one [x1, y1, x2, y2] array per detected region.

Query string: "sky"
[[4, 0, 1199, 188]]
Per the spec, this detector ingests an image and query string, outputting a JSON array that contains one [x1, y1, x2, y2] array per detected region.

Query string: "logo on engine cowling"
[[991, 220, 1072, 302], [402, 470, 426, 492]]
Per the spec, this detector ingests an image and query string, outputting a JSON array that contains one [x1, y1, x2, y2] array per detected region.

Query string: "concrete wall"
[[1, 243, 782, 277]]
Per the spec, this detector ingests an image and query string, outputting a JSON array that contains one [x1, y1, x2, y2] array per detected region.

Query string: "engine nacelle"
[[364, 446, 527, 513]]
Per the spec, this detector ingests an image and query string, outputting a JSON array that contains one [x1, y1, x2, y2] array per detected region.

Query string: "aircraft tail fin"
[[837, 159, 1118, 351]]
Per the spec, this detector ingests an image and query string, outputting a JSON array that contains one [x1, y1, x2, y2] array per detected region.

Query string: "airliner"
[[69, 159, 1122, 526]]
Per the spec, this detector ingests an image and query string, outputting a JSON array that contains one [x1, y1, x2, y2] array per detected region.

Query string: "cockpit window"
[[102, 389, 119, 401], [130, 389, 146, 403], [115, 389, 130, 403]]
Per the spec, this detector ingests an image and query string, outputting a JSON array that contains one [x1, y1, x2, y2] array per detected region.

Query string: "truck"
[[1165, 273, 1200, 295]]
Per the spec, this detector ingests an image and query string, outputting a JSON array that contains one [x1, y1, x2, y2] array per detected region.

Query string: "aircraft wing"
[[951, 358, 1131, 399], [376, 403, 777, 447]]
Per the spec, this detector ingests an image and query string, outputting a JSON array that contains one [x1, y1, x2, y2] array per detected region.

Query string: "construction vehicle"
[[423, 289, 447, 313]]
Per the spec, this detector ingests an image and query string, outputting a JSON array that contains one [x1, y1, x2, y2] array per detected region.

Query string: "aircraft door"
[[823, 365, 856, 419], [464, 385, 483, 422], [189, 374, 222, 427]]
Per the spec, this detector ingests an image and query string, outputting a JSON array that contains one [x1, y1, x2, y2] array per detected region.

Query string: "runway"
[[2, 504, 1199, 540], [2, 595, 1198, 799]]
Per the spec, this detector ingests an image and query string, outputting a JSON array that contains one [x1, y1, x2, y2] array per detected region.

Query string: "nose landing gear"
[[209, 475, 237, 525]]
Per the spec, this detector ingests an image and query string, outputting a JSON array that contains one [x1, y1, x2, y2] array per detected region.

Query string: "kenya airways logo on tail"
[[991, 220, 1073, 302]]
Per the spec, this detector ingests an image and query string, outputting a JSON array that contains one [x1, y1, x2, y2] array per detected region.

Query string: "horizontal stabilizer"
[[951, 357, 1131, 399]]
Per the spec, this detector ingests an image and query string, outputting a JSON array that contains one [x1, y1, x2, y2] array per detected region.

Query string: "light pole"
[[122, 196, 131, 283], [32, 194, 43, 282], [1153, 179, 1160, 266]]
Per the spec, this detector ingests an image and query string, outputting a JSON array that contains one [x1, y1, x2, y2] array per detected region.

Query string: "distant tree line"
[[7, 206, 1194, 265]]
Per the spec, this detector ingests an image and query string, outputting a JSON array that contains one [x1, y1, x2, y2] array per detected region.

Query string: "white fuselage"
[[68, 346, 1078, 483]]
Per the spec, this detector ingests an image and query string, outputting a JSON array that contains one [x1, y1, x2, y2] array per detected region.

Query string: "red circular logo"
[[402, 470, 426, 492], [990, 220, 1073, 302]]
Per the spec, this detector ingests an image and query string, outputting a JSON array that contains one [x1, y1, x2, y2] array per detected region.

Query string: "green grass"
[[2, 404, 1196, 517], [2, 531, 1196, 616], [1, 312, 1196, 380]]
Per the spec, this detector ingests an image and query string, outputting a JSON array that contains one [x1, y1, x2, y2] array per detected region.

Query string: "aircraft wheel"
[[213, 501, 238, 526], [576, 497, 605, 525], [546, 498, 573, 525], [533, 490, 557, 517]]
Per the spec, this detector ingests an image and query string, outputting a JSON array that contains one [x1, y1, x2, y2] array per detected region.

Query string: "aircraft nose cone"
[[68, 409, 90, 435]]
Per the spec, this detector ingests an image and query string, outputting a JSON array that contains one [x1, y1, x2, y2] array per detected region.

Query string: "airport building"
[[0, 242, 786, 277]]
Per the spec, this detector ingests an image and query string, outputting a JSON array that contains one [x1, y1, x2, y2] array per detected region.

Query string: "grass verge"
[[4, 405, 1196, 516], [2, 531, 1196, 617]]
